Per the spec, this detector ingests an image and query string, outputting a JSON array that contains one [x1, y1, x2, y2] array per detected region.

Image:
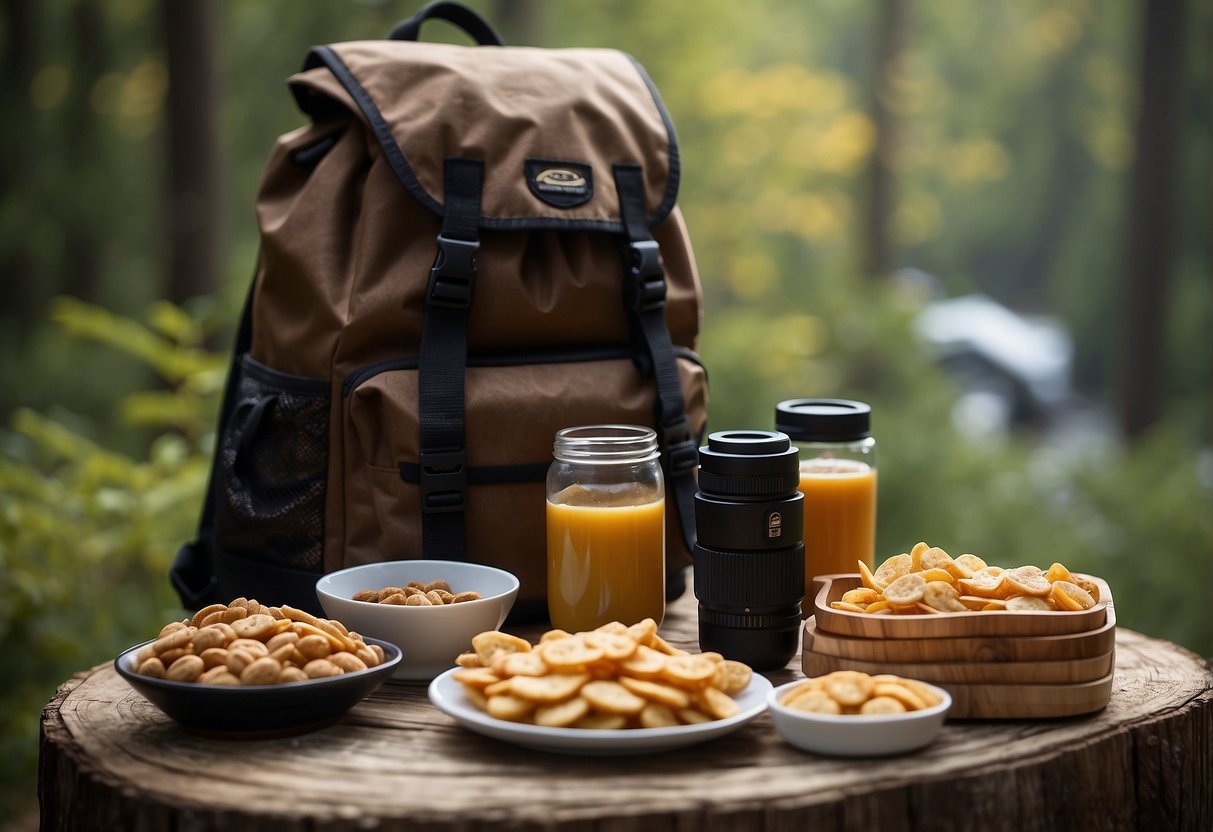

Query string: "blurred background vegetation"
[[1, 0, 1210, 824]]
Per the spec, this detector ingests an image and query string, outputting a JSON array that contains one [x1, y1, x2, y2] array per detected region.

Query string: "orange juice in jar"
[[545, 425, 666, 631], [776, 399, 877, 602]]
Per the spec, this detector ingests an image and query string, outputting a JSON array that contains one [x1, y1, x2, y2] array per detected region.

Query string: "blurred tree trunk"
[[0, 0, 37, 329], [163, 0, 222, 304], [491, 0, 537, 44], [1118, 0, 1186, 439], [860, 0, 905, 280], [62, 0, 105, 302]]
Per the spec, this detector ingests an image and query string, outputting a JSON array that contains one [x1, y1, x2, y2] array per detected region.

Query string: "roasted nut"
[[240, 656, 282, 685], [152, 626, 195, 655], [358, 580, 481, 605], [135, 600, 377, 686], [303, 659, 343, 679], [165, 654, 205, 683], [190, 604, 227, 628], [137, 657, 166, 678], [191, 625, 230, 652], [329, 652, 368, 674], [265, 631, 300, 653], [199, 647, 230, 670]]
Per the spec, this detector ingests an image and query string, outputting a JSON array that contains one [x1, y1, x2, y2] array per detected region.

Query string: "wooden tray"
[[943, 672, 1114, 719], [801, 645, 1115, 685], [812, 573, 1112, 639], [802, 602, 1117, 664]]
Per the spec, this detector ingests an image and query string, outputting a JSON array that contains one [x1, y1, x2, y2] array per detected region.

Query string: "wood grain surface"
[[40, 580, 1213, 832]]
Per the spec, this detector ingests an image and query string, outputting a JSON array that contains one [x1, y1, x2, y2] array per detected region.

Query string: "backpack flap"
[[288, 40, 680, 231]]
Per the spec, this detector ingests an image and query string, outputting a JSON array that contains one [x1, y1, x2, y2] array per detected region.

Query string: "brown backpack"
[[171, 2, 707, 621]]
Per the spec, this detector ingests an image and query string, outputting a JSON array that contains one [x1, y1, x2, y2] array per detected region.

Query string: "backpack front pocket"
[[340, 352, 701, 613], [213, 354, 331, 573]]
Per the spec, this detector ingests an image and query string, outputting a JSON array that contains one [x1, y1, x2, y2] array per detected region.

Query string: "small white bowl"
[[767, 678, 952, 757], [315, 560, 519, 681]]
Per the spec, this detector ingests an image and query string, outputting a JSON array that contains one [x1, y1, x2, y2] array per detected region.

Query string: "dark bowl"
[[114, 636, 402, 738]]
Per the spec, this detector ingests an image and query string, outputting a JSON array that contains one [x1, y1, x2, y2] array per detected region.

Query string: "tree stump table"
[[41, 588, 1212, 831]]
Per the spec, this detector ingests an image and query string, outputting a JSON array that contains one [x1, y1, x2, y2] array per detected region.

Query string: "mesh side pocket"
[[214, 355, 330, 573]]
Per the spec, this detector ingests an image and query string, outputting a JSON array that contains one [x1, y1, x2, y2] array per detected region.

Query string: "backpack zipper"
[[341, 345, 704, 398]]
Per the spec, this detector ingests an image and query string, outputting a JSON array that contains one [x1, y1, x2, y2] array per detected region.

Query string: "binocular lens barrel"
[[693, 431, 804, 671]]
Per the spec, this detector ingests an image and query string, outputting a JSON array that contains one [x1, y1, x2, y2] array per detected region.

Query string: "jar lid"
[[775, 399, 871, 441]]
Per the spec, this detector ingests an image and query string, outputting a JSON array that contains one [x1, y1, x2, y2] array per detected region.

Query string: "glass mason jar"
[[775, 399, 877, 601], [545, 424, 666, 631]]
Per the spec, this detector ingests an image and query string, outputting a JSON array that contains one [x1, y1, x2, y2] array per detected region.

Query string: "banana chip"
[[781, 671, 941, 716], [452, 620, 753, 729], [835, 544, 1105, 615]]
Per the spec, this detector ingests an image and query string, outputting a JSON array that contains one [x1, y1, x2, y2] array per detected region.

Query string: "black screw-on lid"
[[696, 430, 800, 497], [775, 399, 871, 442]]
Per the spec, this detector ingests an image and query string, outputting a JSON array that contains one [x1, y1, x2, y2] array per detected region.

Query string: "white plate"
[[428, 667, 772, 754]]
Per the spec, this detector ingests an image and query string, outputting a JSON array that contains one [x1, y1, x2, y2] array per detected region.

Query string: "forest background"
[[1, 0, 1209, 824]]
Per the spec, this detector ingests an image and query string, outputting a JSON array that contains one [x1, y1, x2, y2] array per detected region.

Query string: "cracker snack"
[[843, 542, 1103, 615], [451, 619, 753, 728]]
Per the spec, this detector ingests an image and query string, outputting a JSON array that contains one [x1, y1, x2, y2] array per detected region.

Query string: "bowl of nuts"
[[767, 671, 951, 757], [114, 599, 402, 738], [315, 560, 520, 681]]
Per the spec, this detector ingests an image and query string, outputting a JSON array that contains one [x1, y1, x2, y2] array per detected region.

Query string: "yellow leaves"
[[701, 63, 869, 181], [817, 113, 877, 174], [1031, 8, 1086, 58], [31, 65, 70, 111], [941, 139, 1011, 185], [32, 56, 164, 138], [84, 60, 167, 137], [115, 58, 167, 137], [1078, 57, 1133, 171], [50, 297, 226, 387], [755, 190, 853, 244], [893, 192, 943, 247], [724, 253, 776, 301], [699, 64, 850, 120]]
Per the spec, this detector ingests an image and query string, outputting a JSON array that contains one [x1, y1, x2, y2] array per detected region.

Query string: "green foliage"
[[0, 300, 222, 822]]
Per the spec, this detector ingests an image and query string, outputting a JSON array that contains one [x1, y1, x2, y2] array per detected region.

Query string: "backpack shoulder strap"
[[614, 164, 699, 553], [416, 158, 485, 560]]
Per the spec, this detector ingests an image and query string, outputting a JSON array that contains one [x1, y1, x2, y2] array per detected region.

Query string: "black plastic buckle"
[[660, 417, 698, 474], [419, 449, 467, 513], [427, 235, 479, 309], [624, 240, 666, 312], [666, 437, 699, 475]]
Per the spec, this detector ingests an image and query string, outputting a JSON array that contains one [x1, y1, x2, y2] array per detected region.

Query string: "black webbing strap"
[[416, 158, 484, 560], [613, 164, 698, 553]]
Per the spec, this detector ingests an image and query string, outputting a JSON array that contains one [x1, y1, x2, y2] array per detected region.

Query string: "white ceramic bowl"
[[315, 560, 519, 681], [767, 678, 952, 757]]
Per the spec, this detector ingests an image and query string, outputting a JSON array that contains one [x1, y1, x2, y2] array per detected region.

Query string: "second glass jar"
[[545, 424, 666, 631], [775, 399, 877, 602]]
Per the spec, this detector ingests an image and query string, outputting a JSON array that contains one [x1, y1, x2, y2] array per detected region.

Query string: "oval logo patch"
[[526, 159, 593, 208]]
